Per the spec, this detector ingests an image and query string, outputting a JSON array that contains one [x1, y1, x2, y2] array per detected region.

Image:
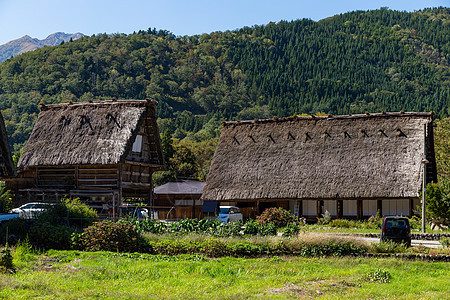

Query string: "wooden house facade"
[[201, 112, 437, 220], [6, 99, 165, 217], [153, 179, 205, 219]]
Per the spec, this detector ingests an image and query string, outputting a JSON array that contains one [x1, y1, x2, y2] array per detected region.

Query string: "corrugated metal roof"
[[154, 180, 205, 195]]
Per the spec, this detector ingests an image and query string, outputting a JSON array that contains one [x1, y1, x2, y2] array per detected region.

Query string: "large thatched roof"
[[202, 112, 435, 201], [0, 112, 15, 178], [18, 99, 164, 168]]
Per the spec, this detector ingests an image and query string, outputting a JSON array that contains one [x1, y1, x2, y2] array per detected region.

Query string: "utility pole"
[[422, 123, 429, 233]]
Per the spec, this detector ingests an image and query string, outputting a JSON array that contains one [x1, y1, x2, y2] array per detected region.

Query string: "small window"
[[132, 135, 143, 153]]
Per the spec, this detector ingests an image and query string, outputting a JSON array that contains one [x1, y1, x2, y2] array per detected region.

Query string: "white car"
[[9, 202, 54, 219], [218, 206, 243, 224]]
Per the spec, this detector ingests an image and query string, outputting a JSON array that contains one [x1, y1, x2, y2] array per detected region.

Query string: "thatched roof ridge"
[[39, 99, 158, 111], [202, 112, 435, 201], [223, 111, 434, 127], [18, 99, 162, 168]]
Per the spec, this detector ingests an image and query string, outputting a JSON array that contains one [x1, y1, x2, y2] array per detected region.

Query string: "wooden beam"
[[125, 160, 163, 168]]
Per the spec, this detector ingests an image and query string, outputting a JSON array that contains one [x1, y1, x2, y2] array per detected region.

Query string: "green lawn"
[[1, 250, 449, 299]]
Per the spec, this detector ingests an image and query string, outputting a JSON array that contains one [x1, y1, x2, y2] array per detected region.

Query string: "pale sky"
[[0, 0, 448, 45]]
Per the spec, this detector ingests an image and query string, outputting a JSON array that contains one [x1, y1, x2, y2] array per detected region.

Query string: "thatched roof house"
[[0, 112, 15, 178], [18, 99, 163, 168], [7, 99, 165, 217], [202, 112, 437, 219]]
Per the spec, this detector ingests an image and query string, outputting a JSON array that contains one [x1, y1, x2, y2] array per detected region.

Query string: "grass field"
[[1, 249, 449, 299]]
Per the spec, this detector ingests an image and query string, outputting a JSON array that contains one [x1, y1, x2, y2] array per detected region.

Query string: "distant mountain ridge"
[[0, 32, 84, 62]]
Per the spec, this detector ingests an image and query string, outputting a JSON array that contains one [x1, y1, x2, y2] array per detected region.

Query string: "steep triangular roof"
[[18, 99, 164, 168], [202, 112, 436, 201]]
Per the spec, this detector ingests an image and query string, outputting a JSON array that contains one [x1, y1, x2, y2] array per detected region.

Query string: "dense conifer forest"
[[0, 7, 448, 181]]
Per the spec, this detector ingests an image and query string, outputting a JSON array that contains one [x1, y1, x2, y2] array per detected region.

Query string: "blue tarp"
[[202, 200, 218, 213]]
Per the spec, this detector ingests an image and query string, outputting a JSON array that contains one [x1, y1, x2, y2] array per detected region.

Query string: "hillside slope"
[[0, 7, 448, 151]]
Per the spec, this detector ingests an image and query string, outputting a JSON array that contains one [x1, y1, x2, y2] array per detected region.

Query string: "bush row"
[[72, 220, 366, 257], [145, 237, 367, 257], [127, 218, 300, 237]]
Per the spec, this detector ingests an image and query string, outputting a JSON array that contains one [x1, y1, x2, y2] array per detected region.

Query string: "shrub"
[[0, 184, 12, 213], [425, 180, 450, 225], [409, 216, 422, 230], [28, 222, 75, 250], [321, 211, 332, 225], [132, 219, 168, 234], [257, 207, 296, 227], [328, 219, 359, 228], [0, 248, 14, 273], [282, 223, 301, 237], [370, 240, 407, 254], [79, 220, 145, 252], [38, 197, 98, 227], [143, 233, 367, 257], [13, 238, 34, 262], [365, 211, 382, 229], [0, 218, 30, 246], [258, 223, 277, 236], [243, 220, 259, 235], [440, 237, 450, 248]]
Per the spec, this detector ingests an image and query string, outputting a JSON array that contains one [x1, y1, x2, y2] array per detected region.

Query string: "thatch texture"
[[0, 112, 15, 178], [202, 112, 434, 201], [18, 99, 161, 168]]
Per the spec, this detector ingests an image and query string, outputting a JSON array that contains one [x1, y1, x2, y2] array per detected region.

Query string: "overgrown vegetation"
[[256, 207, 297, 227], [0, 248, 14, 273], [78, 220, 145, 252], [0, 183, 12, 213], [426, 180, 450, 225], [0, 198, 97, 249]]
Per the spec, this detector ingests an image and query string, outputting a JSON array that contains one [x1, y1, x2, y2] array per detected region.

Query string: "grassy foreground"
[[1, 250, 449, 299]]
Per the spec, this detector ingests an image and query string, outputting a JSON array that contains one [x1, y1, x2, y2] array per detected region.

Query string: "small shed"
[[6, 99, 165, 217], [201, 112, 437, 220], [153, 179, 205, 219]]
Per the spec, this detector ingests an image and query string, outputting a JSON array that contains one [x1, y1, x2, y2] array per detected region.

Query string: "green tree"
[[426, 180, 450, 225], [160, 130, 175, 169], [434, 118, 450, 179]]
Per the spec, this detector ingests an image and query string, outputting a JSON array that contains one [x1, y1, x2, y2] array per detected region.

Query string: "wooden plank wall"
[[77, 166, 119, 190]]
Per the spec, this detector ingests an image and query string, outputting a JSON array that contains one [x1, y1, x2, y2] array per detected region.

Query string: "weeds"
[[369, 240, 407, 254], [0, 248, 14, 273], [363, 269, 391, 283]]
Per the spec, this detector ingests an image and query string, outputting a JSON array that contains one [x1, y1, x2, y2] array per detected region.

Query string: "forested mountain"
[[0, 7, 449, 153], [0, 32, 84, 63]]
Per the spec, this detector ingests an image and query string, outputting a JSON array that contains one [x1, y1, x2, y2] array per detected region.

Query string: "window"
[[132, 135, 143, 152]]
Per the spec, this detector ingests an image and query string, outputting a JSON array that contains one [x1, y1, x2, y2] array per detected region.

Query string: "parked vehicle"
[[120, 205, 150, 220], [9, 202, 55, 219], [0, 213, 19, 223], [380, 216, 411, 247], [218, 206, 243, 224]]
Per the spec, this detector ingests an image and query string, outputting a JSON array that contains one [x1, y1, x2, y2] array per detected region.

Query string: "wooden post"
[[118, 164, 123, 214], [422, 123, 428, 233]]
